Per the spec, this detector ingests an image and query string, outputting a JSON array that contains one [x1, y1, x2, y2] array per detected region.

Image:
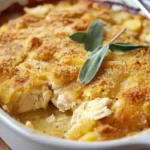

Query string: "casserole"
[[0, 0, 150, 149]]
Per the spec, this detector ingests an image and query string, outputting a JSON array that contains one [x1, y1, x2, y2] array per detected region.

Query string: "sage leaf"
[[110, 42, 149, 52], [70, 20, 148, 84], [84, 20, 103, 51], [79, 44, 109, 84], [70, 32, 86, 43]]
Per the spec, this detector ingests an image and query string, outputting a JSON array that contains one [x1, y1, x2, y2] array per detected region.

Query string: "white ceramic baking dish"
[[0, 0, 150, 150]]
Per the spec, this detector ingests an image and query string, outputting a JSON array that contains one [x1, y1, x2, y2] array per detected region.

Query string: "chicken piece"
[[51, 85, 78, 112], [51, 80, 86, 112], [71, 98, 112, 124], [66, 98, 112, 140], [0, 70, 52, 113]]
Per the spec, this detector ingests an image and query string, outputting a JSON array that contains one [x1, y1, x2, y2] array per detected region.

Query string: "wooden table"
[[0, 138, 11, 150]]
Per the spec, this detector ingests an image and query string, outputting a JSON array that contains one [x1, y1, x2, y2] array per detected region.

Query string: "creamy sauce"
[[16, 104, 71, 138]]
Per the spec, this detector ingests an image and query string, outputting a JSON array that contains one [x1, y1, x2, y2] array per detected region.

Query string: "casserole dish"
[[0, 0, 150, 149]]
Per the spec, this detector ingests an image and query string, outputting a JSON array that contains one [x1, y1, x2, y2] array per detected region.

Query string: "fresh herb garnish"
[[109, 42, 149, 52], [78, 28, 126, 84], [84, 20, 103, 51], [70, 20, 103, 51], [79, 45, 109, 84], [70, 19, 149, 84], [70, 32, 85, 43]]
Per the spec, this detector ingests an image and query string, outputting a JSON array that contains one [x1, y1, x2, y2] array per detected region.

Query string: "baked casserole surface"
[[0, 0, 150, 141]]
